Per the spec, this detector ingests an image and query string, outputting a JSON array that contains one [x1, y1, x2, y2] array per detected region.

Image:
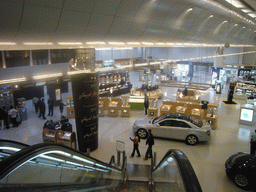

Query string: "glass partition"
[[0, 142, 127, 192]]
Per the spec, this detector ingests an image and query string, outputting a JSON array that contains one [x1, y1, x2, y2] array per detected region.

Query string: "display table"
[[148, 108, 158, 117], [121, 107, 131, 117], [160, 105, 172, 116], [66, 107, 75, 118], [206, 115, 218, 130], [176, 89, 201, 103], [108, 101, 119, 117], [190, 108, 204, 120], [98, 101, 104, 117], [175, 106, 187, 114]]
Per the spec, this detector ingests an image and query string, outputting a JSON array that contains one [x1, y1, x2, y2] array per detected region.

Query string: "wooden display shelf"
[[206, 115, 218, 130], [148, 108, 158, 117], [56, 130, 77, 150], [66, 107, 75, 118], [108, 107, 118, 117], [121, 107, 131, 117], [98, 107, 104, 117]]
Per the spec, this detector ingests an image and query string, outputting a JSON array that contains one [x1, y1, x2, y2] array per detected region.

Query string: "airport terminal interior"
[[1, 0, 256, 191]]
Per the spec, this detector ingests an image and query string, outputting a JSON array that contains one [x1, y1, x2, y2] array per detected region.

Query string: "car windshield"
[[152, 116, 165, 124], [190, 116, 203, 127]]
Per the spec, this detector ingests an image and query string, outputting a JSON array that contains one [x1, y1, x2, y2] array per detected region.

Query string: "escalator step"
[[122, 180, 148, 192]]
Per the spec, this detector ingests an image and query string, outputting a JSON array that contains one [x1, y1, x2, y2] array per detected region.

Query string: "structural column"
[[71, 72, 99, 152]]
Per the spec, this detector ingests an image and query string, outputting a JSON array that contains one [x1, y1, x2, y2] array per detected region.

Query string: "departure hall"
[[1, 0, 256, 191]]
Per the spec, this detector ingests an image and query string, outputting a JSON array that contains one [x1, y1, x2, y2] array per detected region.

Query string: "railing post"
[[117, 151, 121, 167], [154, 152, 157, 167]]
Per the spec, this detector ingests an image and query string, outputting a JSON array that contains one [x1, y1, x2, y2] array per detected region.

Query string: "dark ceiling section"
[[0, 0, 256, 50]]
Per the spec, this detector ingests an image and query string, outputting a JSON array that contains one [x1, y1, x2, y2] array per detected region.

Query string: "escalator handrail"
[[0, 139, 29, 150], [152, 149, 202, 192], [0, 142, 123, 181]]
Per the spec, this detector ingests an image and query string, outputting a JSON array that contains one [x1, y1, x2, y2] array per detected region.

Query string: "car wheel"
[[186, 135, 198, 145], [137, 128, 148, 139], [234, 173, 250, 190]]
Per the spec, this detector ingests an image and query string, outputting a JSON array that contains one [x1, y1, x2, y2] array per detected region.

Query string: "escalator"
[[0, 140, 202, 192]]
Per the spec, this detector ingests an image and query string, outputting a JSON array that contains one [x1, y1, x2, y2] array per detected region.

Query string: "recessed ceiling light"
[[142, 42, 154, 45], [108, 42, 125, 45], [127, 42, 140, 45], [155, 43, 166, 45], [86, 42, 106, 45], [0, 42, 16, 45], [210, 15, 214, 18], [23, 42, 53, 45], [58, 42, 83, 45], [241, 9, 251, 13]]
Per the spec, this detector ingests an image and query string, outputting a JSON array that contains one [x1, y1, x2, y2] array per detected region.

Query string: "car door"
[[153, 119, 176, 138], [170, 120, 191, 140]]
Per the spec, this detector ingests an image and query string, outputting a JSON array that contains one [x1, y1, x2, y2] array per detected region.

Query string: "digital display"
[[240, 108, 254, 122], [123, 110, 127, 113], [111, 110, 115, 113], [150, 112, 154, 116], [69, 110, 73, 115], [98, 109, 101, 114]]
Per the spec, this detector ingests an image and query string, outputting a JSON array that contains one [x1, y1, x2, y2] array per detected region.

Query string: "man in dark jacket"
[[144, 129, 154, 160], [2, 106, 10, 129], [38, 98, 46, 119], [47, 97, 54, 116], [144, 95, 149, 115]]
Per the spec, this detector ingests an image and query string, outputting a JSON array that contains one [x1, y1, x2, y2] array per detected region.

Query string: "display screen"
[[150, 112, 154, 116], [69, 110, 73, 115], [123, 110, 127, 113], [98, 109, 101, 114], [111, 110, 115, 113], [240, 108, 254, 122]]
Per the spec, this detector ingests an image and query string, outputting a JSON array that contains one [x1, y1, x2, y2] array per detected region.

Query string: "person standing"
[[32, 97, 39, 113], [130, 132, 141, 158], [38, 98, 46, 119], [250, 129, 256, 155], [59, 99, 65, 117], [8, 105, 18, 127], [144, 95, 149, 115], [47, 97, 54, 116], [144, 129, 154, 160], [0, 107, 4, 129], [2, 106, 10, 129]]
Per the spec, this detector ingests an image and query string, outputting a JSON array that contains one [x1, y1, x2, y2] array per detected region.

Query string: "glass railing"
[[151, 149, 202, 192], [0, 141, 127, 192]]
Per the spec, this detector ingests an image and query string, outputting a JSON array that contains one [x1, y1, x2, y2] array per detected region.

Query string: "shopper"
[[144, 129, 154, 160], [38, 98, 46, 119], [250, 129, 256, 155], [0, 107, 4, 129], [8, 105, 18, 127], [32, 97, 39, 113], [47, 97, 54, 116], [129, 132, 141, 158], [144, 95, 149, 115], [2, 106, 10, 129], [59, 99, 65, 117]]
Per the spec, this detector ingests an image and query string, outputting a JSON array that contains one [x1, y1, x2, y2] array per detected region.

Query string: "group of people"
[[32, 97, 65, 119], [129, 129, 154, 160], [0, 105, 20, 129]]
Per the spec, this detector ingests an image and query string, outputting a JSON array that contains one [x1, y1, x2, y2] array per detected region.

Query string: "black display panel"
[[5, 51, 30, 67], [51, 49, 76, 64], [71, 72, 99, 152]]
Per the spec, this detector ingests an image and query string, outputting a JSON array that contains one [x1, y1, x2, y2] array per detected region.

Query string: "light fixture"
[[23, 42, 53, 45], [0, 77, 27, 85], [86, 42, 106, 45], [142, 42, 154, 45], [155, 43, 166, 45], [0, 42, 16, 45], [58, 42, 83, 45], [127, 42, 140, 45], [33, 73, 63, 80], [210, 15, 214, 18], [108, 42, 125, 45]]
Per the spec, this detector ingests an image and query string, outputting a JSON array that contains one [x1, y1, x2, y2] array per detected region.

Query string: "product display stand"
[[66, 96, 75, 118], [160, 104, 172, 116], [98, 100, 104, 117], [108, 100, 118, 117], [121, 95, 130, 117], [205, 103, 219, 129], [148, 96, 158, 117], [239, 104, 256, 125]]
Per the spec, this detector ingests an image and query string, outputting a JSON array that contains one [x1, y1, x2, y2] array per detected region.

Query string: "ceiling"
[[1, 0, 256, 50]]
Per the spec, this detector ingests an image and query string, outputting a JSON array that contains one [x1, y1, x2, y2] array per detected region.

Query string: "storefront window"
[[32, 50, 48, 65], [5, 51, 30, 68]]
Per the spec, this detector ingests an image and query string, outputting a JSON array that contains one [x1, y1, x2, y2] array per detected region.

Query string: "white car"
[[133, 113, 211, 145]]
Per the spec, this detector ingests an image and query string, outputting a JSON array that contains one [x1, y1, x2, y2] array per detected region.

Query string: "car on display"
[[132, 113, 211, 145], [225, 152, 256, 190]]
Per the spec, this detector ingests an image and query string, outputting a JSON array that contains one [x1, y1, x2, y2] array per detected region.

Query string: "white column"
[[214, 47, 224, 68], [29, 50, 33, 66], [1, 51, 6, 68]]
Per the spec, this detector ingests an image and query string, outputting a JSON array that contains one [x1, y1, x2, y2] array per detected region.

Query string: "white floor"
[[0, 73, 253, 192]]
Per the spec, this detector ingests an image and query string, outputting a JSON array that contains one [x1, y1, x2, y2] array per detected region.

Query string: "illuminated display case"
[[148, 96, 158, 117], [98, 101, 104, 117], [176, 89, 201, 103], [160, 104, 172, 116], [108, 101, 118, 117], [121, 95, 131, 117], [205, 103, 219, 129], [190, 108, 204, 120], [129, 95, 144, 110], [176, 106, 186, 114]]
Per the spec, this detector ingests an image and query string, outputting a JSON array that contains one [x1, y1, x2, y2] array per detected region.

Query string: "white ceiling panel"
[[19, 4, 61, 35], [0, 1, 23, 34], [54, 10, 91, 36], [83, 14, 114, 39], [63, 0, 96, 12], [25, 0, 64, 8], [93, 0, 122, 16], [106, 17, 133, 36], [116, 0, 145, 18]]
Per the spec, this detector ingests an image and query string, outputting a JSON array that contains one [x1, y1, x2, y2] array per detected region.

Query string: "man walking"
[[144, 129, 154, 160], [8, 105, 18, 127], [144, 95, 149, 115], [47, 97, 54, 116]]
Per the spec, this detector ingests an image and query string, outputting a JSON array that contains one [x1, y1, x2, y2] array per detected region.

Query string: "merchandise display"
[[190, 108, 204, 120], [130, 86, 163, 99], [160, 104, 172, 116], [108, 101, 118, 117], [176, 89, 201, 103], [234, 82, 255, 100], [148, 96, 158, 117], [121, 95, 131, 117], [129, 95, 144, 110], [176, 106, 187, 114], [98, 101, 104, 117]]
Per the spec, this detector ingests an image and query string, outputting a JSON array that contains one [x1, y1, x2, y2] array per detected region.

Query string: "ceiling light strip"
[[0, 42, 16, 45], [23, 42, 53, 45], [33, 73, 63, 80], [58, 42, 83, 45], [0, 77, 27, 85]]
